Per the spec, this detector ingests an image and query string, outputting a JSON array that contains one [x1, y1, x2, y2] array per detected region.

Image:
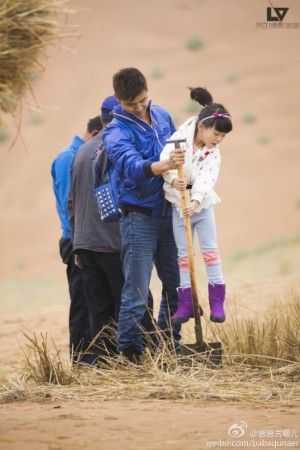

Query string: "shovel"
[[167, 138, 222, 366]]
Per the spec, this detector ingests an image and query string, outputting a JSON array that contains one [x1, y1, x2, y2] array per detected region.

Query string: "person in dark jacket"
[[68, 97, 120, 360], [102, 68, 185, 361], [68, 96, 154, 361], [51, 116, 102, 361]]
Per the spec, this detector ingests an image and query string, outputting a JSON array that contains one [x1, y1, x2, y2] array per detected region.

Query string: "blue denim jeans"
[[118, 212, 180, 353]]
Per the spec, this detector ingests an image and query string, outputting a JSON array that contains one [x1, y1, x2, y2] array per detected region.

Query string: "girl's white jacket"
[[160, 116, 221, 212]]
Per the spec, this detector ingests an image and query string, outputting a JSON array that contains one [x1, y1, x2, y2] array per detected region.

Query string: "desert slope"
[[0, 0, 299, 279]]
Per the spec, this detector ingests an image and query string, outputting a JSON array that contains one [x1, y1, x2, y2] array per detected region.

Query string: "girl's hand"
[[182, 200, 199, 217], [171, 178, 186, 191]]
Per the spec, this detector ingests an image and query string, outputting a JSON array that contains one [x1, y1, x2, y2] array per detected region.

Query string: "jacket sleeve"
[[160, 129, 184, 185], [51, 152, 73, 231], [103, 126, 154, 184], [191, 148, 221, 205]]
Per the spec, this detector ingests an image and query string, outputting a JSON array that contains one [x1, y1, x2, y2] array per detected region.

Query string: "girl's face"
[[196, 123, 227, 149]]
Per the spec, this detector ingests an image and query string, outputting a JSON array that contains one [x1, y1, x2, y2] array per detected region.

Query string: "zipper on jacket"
[[149, 109, 164, 150], [154, 128, 163, 149], [115, 108, 164, 150]]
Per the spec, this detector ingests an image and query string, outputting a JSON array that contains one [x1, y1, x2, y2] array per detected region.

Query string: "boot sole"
[[210, 315, 225, 323], [171, 316, 192, 324]]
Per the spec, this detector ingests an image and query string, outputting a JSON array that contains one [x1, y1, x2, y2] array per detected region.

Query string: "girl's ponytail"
[[189, 87, 232, 133], [189, 87, 213, 107]]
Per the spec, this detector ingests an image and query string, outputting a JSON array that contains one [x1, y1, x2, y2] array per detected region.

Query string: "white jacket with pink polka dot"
[[160, 116, 221, 212]]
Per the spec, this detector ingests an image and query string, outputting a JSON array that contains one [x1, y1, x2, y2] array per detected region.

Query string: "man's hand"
[[150, 148, 185, 176], [171, 178, 186, 191], [169, 148, 185, 169], [182, 200, 199, 217]]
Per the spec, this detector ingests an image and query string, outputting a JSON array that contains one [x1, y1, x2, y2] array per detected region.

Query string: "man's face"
[[119, 90, 150, 121]]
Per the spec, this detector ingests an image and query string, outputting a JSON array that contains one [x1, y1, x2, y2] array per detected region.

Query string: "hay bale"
[[0, 0, 71, 124]]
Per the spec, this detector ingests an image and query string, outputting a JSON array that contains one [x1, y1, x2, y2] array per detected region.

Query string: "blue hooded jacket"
[[51, 135, 84, 238], [102, 102, 176, 217]]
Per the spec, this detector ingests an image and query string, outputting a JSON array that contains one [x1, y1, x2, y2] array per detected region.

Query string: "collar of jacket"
[[71, 135, 85, 150], [112, 101, 155, 133], [178, 116, 197, 147]]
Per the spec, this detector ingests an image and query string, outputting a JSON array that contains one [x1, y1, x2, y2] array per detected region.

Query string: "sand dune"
[[0, 0, 299, 278]]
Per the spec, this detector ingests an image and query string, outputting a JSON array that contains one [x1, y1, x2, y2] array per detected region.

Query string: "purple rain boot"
[[171, 287, 194, 324], [209, 283, 226, 323]]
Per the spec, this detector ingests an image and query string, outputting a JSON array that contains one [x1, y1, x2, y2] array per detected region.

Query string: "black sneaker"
[[122, 346, 142, 364]]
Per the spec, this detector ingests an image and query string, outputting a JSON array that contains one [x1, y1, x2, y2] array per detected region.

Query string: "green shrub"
[[225, 73, 238, 84], [242, 111, 257, 124], [150, 66, 164, 79], [185, 35, 204, 51], [257, 134, 270, 144], [185, 99, 199, 114]]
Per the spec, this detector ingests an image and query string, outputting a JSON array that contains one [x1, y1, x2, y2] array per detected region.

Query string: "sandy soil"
[[1, 401, 299, 450], [0, 0, 300, 448]]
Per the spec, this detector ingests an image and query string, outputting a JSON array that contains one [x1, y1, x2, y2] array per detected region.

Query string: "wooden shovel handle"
[[177, 164, 203, 344]]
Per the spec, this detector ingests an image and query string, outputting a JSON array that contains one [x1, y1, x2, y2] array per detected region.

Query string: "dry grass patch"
[[1, 350, 299, 406], [1, 290, 299, 406], [201, 289, 300, 367]]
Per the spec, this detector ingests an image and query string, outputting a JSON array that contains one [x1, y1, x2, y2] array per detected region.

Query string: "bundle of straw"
[[0, 0, 71, 124]]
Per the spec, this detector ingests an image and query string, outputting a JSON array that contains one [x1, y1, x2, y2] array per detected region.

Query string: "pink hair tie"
[[200, 113, 231, 122]]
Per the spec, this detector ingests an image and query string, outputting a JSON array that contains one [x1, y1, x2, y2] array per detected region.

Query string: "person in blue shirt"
[[51, 116, 102, 362], [103, 68, 185, 362]]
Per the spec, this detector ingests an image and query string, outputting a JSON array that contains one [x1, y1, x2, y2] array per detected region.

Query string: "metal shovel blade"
[[180, 341, 223, 367]]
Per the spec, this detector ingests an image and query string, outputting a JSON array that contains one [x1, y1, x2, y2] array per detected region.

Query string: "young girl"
[[160, 87, 232, 323]]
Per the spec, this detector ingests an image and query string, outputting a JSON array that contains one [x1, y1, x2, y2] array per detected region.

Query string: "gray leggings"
[[172, 205, 224, 287]]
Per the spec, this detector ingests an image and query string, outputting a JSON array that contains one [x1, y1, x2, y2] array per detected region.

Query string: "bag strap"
[[93, 145, 111, 187]]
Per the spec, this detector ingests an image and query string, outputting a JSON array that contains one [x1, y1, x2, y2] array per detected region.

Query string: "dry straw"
[[0, 0, 74, 125], [1, 291, 299, 406], [186, 288, 300, 368]]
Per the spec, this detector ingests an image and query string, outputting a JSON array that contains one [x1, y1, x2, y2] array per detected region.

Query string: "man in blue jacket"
[[51, 116, 102, 361], [103, 67, 185, 362]]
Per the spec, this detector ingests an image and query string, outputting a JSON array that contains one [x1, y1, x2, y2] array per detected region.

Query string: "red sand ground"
[[1, 401, 298, 450], [0, 1, 300, 448]]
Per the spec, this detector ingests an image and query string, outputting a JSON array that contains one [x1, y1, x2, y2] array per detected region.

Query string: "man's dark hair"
[[87, 115, 102, 134], [113, 67, 148, 101]]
